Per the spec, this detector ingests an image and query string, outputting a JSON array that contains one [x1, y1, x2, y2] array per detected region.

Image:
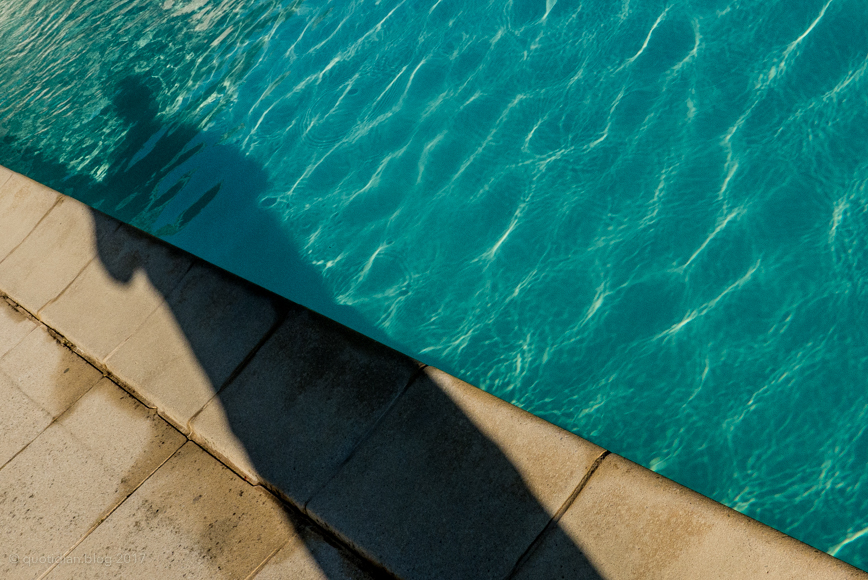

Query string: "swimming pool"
[[1, 0, 866, 568]]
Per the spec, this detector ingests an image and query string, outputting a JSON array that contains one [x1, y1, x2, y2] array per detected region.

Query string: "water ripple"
[[2, 0, 868, 570]]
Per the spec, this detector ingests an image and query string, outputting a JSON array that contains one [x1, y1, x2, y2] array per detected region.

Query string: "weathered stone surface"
[[306, 367, 604, 580], [254, 520, 378, 580], [0, 165, 11, 186], [48, 442, 293, 580], [0, 307, 46, 464], [106, 262, 282, 432], [0, 379, 185, 580], [0, 172, 61, 262], [0, 324, 101, 418], [0, 197, 119, 312], [0, 371, 52, 467], [190, 306, 419, 497], [39, 223, 192, 363], [0, 300, 37, 358], [57, 378, 186, 481], [512, 453, 868, 580]]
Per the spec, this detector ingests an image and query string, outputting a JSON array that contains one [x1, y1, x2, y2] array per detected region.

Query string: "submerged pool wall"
[[0, 163, 864, 578]]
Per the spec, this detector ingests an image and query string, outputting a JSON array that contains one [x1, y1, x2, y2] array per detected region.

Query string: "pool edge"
[[0, 164, 864, 579]]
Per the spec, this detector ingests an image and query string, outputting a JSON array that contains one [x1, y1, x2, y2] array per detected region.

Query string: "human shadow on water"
[[4, 75, 605, 579]]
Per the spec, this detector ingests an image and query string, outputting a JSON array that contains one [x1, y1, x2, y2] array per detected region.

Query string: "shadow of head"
[[111, 75, 162, 126], [78, 90, 609, 579], [90, 212, 152, 285]]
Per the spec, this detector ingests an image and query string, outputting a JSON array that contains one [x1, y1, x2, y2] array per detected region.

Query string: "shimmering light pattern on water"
[[1, 0, 867, 568]]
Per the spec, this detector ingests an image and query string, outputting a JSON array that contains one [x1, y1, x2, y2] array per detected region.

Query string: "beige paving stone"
[[253, 520, 377, 580], [306, 367, 604, 580], [0, 197, 119, 312], [57, 378, 186, 480], [189, 396, 262, 484], [0, 172, 61, 262], [46, 442, 294, 580], [39, 223, 192, 363], [0, 164, 11, 186], [0, 379, 185, 580], [512, 453, 868, 580], [0, 373, 52, 467], [106, 262, 281, 432], [0, 299, 37, 358], [0, 325, 101, 418], [189, 305, 420, 495]]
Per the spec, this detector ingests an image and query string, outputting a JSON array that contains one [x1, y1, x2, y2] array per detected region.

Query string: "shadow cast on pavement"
[[2, 76, 605, 579]]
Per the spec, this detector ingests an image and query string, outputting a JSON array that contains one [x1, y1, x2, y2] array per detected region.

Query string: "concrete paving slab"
[[253, 520, 378, 580], [0, 164, 11, 186], [0, 172, 61, 262], [0, 299, 37, 358], [306, 366, 605, 580], [190, 306, 419, 498], [512, 453, 867, 580], [0, 379, 185, 580], [0, 197, 120, 312], [0, 324, 102, 418], [46, 442, 294, 580], [39, 223, 192, 363], [57, 378, 187, 483], [0, 373, 53, 467], [0, 304, 53, 466], [106, 262, 282, 431]]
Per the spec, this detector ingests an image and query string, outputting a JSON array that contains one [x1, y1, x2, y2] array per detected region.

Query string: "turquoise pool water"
[[1, 0, 866, 568]]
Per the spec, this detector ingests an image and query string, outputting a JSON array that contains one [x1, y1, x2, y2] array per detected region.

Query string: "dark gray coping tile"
[[306, 367, 605, 580], [190, 305, 421, 499]]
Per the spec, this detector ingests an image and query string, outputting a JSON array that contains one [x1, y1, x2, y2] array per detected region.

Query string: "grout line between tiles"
[[1, 286, 398, 579], [185, 297, 290, 433], [504, 450, 611, 580], [0, 193, 63, 268], [302, 363, 428, 512], [101, 257, 196, 365], [36, 441, 187, 580]]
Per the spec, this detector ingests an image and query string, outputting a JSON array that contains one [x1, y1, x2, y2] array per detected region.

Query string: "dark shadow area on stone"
[[0, 75, 605, 579]]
